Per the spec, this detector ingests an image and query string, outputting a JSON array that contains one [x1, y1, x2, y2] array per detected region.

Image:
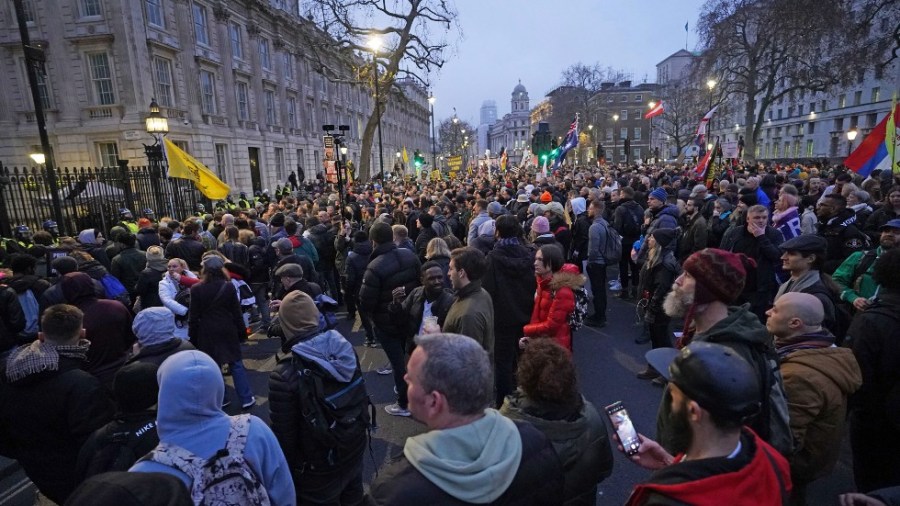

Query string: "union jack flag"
[[554, 116, 579, 168]]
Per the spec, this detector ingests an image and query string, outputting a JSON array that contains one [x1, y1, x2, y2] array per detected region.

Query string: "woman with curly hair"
[[500, 339, 613, 505]]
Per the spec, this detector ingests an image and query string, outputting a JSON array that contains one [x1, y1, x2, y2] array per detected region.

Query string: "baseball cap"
[[646, 342, 760, 423]]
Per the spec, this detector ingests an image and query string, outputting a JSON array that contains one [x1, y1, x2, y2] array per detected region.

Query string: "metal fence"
[[0, 161, 206, 238]]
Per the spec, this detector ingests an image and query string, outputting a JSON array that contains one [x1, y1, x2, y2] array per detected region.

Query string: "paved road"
[[1, 279, 857, 505]]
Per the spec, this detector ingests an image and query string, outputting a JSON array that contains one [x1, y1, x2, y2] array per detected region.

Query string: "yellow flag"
[[163, 138, 230, 200], [402, 146, 409, 165]]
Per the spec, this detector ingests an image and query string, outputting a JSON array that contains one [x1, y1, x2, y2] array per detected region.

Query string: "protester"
[[366, 333, 564, 505], [766, 292, 861, 504], [522, 244, 583, 351], [0, 304, 114, 504], [500, 339, 613, 505], [443, 247, 494, 359], [625, 342, 792, 505]]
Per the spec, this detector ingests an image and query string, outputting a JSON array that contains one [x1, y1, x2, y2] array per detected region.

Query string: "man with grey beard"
[[656, 248, 793, 458]]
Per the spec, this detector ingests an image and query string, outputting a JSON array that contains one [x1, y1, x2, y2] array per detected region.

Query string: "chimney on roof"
[[618, 80, 632, 88], [600, 82, 614, 89]]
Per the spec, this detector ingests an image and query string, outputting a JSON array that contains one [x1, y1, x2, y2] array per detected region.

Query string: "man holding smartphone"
[[617, 342, 792, 505]]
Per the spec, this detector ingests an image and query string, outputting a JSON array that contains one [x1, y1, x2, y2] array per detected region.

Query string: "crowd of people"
[[0, 160, 899, 505]]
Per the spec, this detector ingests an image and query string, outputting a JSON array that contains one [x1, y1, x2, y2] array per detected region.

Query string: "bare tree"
[[437, 117, 475, 157], [696, 0, 876, 163], [654, 82, 706, 159], [300, 0, 459, 180], [555, 63, 628, 136]]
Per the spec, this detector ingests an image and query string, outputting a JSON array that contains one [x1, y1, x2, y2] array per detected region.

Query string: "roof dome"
[[513, 81, 527, 94]]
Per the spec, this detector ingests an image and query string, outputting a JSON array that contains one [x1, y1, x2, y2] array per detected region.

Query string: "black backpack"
[[82, 420, 158, 479], [293, 352, 375, 470], [620, 202, 643, 237]]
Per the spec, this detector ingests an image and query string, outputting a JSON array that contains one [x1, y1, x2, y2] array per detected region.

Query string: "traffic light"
[[414, 150, 425, 169]]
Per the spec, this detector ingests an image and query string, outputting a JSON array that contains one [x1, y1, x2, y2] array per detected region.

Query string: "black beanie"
[[113, 362, 160, 413], [652, 228, 678, 249]]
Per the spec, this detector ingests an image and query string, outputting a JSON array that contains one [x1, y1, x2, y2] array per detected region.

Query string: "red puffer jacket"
[[523, 263, 584, 351]]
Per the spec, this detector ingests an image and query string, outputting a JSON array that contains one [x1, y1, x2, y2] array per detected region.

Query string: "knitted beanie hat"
[[540, 191, 553, 203], [532, 216, 550, 234], [683, 248, 755, 305], [649, 188, 668, 203]]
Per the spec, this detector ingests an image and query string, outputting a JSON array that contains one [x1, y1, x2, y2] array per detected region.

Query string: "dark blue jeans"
[[374, 327, 407, 408], [586, 263, 608, 323]]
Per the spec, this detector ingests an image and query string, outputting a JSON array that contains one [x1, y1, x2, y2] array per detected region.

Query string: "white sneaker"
[[609, 280, 622, 291], [376, 363, 393, 375], [384, 403, 410, 417], [241, 396, 256, 410]]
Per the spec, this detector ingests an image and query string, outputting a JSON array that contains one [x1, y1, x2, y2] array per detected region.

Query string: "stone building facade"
[[0, 0, 429, 193], [487, 81, 531, 165]]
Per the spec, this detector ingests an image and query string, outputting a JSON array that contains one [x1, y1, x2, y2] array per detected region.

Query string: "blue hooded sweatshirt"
[[130, 350, 296, 505]]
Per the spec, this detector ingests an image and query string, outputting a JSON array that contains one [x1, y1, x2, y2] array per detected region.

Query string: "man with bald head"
[[766, 292, 861, 504]]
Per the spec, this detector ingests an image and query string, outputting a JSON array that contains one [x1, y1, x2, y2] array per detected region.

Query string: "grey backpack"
[[140, 414, 270, 506]]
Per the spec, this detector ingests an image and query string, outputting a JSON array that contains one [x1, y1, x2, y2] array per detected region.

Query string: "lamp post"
[[428, 93, 436, 169], [14, 0, 64, 235], [846, 128, 858, 158], [588, 124, 593, 163], [613, 114, 619, 165], [395, 151, 401, 173], [706, 79, 716, 110], [29, 153, 46, 165], [368, 35, 385, 182], [647, 101, 656, 162], [144, 97, 170, 215]]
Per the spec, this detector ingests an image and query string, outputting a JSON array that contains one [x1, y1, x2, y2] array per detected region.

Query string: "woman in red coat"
[[522, 244, 585, 351]]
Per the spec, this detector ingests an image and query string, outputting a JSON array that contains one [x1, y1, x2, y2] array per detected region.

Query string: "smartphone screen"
[[605, 401, 641, 456]]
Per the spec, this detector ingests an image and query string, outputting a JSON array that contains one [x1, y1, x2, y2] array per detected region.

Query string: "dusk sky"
[[429, 0, 708, 125]]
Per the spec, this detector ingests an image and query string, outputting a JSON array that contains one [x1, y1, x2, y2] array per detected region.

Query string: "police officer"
[[142, 208, 156, 223], [238, 192, 251, 209], [119, 208, 139, 234], [42, 220, 60, 240]]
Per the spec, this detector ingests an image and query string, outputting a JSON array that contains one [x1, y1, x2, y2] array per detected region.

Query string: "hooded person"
[[134, 245, 169, 310], [77, 228, 112, 270], [367, 333, 564, 505], [126, 307, 195, 367], [569, 196, 591, 266], [75, 362, 163, 480], [130, 350, 295, 504], [61, 272, 135, 388], [268, 290, 369, 504], [636, 228, 682, 383], [655, 248, 793, 457]]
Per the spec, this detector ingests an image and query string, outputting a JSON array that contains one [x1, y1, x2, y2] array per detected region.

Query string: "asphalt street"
[[0, 276, 857, 505]]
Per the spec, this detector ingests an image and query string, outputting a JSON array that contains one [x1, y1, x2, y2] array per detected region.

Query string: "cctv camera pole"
[[14, 0, 65, 235]]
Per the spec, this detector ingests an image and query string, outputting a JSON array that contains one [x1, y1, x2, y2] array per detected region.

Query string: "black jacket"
[[164, 236, 206, 272], [125, 339, 196, 368], [134, 265, 167, 309], [358, 242, 421, 334], [135, 227, 160, 251], [308, 224, 337, 270], [345, 241, 373, 295], [74, 410, 159, 481], [389, 286, 455, 340], [638, 249, 681, 321], [366, 420, 564, 506], [414, 226, 439, 263], [0, 285, 25, 353], [188, 280, 244, 365], [268, 329, 367, 473], [819, 209, 870, 275], [720, 224, 785, 295], [483, 242, 536, 333], [570, 213, 591, 263], [0, 355, 114, 503]]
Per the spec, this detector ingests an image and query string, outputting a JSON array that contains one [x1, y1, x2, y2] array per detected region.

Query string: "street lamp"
[[706, 79, 716, 108], [428, 93, 436, 169], [647, 101, 656, 162], [613, 114, 619, 164], [29, 153, 45, 165], [588, 124, 594, 162], [368, 35, 385, 182], [847, 128, 858, 157], [145, 97, 170, 215]]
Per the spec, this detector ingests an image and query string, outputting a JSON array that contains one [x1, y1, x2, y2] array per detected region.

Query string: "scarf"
[[774, 270, 822, 300], [775, 330, 834, 359], [496, 237, 521, 248], [5, 339, 91, 383]]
